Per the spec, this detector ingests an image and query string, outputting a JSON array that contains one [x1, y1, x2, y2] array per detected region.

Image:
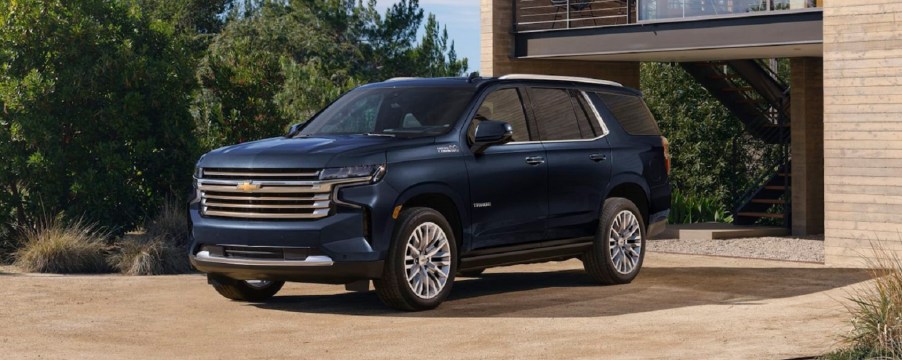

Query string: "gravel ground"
[[648, 235, 825, 263]]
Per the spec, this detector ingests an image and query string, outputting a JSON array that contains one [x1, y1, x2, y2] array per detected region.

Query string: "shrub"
[[110, 199, 192, 275], [145, 198, 189, 247], [14, 217, 110, 273], [828, 249, 902, 358], [668, 189, 734, 224], [109, 235, 191, 275]]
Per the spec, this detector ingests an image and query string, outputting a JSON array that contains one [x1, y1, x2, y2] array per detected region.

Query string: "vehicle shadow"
[[252, 264, 873, 318]]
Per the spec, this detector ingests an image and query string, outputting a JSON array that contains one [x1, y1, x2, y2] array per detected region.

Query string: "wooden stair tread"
[[737, 212, 784, 219], [763, 185, 786, 190], [751, 199, 785, 204]]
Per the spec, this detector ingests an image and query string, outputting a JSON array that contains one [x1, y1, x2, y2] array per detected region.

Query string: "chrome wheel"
[[244, 280, 272, 289], [404, 222, 452, 299], [609, 210, 642, 274]]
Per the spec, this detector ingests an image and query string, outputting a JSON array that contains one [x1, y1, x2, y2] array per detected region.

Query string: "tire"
[[458, 268, 485, 277], [208, 274, 284, 302], [374, 207, 457, 311], [583, 197, 646, 285]]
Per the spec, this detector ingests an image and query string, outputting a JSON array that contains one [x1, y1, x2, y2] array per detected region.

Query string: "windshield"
[[299, 86, 476, 137]]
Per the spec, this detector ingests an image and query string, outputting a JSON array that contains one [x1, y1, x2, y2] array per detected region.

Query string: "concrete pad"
[[0, 253, 872, 359], [655, 222, 789, 240]]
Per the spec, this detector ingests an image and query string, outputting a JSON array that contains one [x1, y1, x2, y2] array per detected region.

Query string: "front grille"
[[198, 168, 333, 220], [202, 245, 321, 260]]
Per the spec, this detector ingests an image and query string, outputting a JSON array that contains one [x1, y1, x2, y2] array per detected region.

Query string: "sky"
[[375, 0, 481, 73]]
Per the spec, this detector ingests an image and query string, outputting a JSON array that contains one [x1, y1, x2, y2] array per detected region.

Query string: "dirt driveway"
[[0, 252, 871, 359]]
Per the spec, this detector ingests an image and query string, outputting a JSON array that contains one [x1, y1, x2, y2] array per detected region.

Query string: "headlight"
[[320, 164, 386, 182]]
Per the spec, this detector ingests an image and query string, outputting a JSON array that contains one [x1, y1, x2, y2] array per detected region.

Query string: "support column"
[[480, 0, 639, 87], [790, 57, 824, 236]]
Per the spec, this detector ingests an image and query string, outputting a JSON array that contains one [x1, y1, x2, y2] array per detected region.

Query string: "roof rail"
[[385, 77, 421, 82], [498, 74, 622, 87]]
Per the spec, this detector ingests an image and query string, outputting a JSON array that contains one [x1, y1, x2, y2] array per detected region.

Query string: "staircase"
[[681, 60, 792, 227]]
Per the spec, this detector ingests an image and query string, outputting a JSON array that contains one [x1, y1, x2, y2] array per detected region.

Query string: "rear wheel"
[[208, 274, 284, 302], [583, 197, 646, 284], [374, 207, 457, 311]]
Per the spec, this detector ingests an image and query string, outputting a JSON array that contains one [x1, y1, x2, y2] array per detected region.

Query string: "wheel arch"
[[395, 184, 468, 251], [605, 176, 651, 225]]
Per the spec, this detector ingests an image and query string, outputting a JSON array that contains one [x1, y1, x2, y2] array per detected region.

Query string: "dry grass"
[[109, 235, 191, 275], [14, 217, 111, 273], [826, 247, 902, 359], [145, 198, 188, 247], [110, 199, 191, 275]]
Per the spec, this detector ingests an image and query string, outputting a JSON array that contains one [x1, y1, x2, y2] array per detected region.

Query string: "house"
[[481, 0, 898, 266]]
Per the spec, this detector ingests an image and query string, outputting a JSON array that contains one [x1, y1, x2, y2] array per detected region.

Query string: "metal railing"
[[515, 0, 632, 31], [514, 0, 819, 32]]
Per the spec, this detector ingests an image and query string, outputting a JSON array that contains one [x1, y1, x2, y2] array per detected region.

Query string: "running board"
[[458, 238, 593, 272]]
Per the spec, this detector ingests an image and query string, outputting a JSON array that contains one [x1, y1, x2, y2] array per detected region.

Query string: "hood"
[[198, 135, 434, 169]]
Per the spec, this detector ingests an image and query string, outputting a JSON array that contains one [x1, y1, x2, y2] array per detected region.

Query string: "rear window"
[[596, 92, 660, 136]]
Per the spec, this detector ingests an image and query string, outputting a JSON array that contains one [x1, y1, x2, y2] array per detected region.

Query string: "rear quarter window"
[[596, 92, 660, 136]]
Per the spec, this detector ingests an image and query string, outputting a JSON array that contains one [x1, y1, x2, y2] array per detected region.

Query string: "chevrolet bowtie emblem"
[[237, 182, 261, 192]]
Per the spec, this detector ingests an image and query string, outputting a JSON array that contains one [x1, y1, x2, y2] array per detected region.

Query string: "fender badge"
[[237, 182, 261, 192], [436, 144, 460, 153]]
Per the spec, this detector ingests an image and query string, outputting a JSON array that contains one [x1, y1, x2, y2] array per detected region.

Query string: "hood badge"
[[237, 181, 261, 192]]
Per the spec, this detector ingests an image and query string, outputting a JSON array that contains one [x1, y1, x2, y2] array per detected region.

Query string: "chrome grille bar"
[[197, 168, 369, 220]]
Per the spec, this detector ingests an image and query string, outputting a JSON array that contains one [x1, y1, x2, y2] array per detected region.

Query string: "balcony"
[[515, 0, 820, 32], [511, 0, 823, 61]]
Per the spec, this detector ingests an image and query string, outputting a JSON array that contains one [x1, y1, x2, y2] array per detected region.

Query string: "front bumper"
[[190, 250, 383, 284]]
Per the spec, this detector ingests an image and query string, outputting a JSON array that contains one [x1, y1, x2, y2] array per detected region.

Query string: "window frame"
[[514, 88, 610, 144], [466, 85, 538, 145]]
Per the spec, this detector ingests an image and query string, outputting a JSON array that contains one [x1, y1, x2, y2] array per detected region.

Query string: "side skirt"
[[458, 237, 593, 272]]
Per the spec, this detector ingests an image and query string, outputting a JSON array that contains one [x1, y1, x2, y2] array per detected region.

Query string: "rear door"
[[464, 87, 549, 250], [524, 87, 612, 240]]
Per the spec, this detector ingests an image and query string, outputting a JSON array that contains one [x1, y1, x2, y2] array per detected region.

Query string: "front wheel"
[[374, 207, 457, 311], [208, 274, 284, 302], [583, 197, 646, 285]]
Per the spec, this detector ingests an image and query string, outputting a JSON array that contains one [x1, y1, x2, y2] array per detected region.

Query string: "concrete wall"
[[790, 58, 824, 236], [823, 0, 902, 266], [480, 0, 640, 87]]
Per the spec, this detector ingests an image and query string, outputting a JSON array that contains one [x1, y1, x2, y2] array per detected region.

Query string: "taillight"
[[661, 136, 671, 175]]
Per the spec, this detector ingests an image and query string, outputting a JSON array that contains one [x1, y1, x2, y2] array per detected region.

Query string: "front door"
[[465, 87, 548, 250]]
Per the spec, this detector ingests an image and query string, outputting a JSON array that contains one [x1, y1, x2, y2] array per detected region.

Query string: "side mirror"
[[471, 120, 513, 154], [286, 123, 303, 138]]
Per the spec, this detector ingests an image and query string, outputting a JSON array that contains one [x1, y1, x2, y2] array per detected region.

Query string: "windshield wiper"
[[362, 133, 396, 137]]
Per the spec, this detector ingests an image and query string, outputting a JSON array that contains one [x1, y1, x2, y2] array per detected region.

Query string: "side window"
[[529, 88, 584, 141], [471, 88, 530, 142], [576, 92, 605, 137], [596, 92, 660, 136]]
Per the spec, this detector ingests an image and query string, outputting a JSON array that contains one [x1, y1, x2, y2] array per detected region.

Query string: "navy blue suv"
[[188, 74, 671, 311]]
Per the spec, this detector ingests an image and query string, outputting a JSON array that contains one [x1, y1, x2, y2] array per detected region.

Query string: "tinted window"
[[596, 92, 660, 136], [301, 86, 475, 137], [472, 88, 530, 142], [576, 92, 605, 136], [530, 88, 583, 141]]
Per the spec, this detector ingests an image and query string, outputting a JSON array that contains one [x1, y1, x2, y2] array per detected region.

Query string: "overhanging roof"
[[515, 10, 823, 62]]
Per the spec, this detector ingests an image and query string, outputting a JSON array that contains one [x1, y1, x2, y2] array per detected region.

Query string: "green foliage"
[[668, 189, 733, 224], [0, 0, 199, 235], [194, 0, 468, 149], [14, 216, 111, 273], [641, 62, 780, 213]]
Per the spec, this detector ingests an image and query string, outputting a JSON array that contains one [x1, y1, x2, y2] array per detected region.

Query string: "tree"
[[193, 0, 469, 149], [640, 62, 775, 211], [0, 0, 199, 235]]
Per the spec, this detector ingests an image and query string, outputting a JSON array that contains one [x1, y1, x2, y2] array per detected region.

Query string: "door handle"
[[589, 153, 607, 162], [525, 156, 545, 165]]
